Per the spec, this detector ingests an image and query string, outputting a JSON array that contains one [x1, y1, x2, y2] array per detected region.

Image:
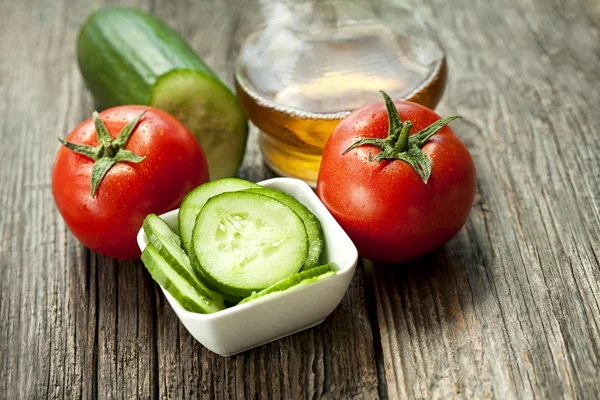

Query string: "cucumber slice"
[[245, 187, 323, 269], [151, 70, 248, 180], [192, 191, 308, 297], [239, 263, 338, 305], [143, 214, 184, 267], [142, 214, 225, 309], [141, 244, 224, 314], [178, 178, 260, 254], [190, 249, 244, 305]]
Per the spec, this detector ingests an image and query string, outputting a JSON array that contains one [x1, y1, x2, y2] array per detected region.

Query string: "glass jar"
[[235, 0, 447, 186]]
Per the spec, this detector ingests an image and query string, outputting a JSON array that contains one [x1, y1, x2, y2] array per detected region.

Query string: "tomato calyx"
[[58, 111, 147, 197], [342, 91, 460, 183]]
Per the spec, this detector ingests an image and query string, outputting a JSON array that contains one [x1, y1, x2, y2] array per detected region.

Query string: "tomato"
[[52, 106, 208, 260], [317, 92, 476, 264]]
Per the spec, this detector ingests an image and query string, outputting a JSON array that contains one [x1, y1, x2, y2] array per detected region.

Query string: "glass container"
[[235, 0, 447, 185]]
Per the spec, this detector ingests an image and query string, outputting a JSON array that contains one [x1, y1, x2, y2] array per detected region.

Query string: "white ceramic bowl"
[[137, 177, 358, 356]]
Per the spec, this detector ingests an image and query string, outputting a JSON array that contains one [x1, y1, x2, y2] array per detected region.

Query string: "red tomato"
[[317, 93, 476, 264], [52, 106, 208, 259]]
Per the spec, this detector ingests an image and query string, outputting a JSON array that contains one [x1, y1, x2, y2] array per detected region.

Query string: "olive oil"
[[235, 24, 448, 186]]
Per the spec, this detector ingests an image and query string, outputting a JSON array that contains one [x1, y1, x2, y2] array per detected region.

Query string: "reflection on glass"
[[235, 0, 447, 185]]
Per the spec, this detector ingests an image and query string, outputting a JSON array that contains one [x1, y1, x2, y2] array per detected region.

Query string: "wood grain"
[[0, 0, 378, 399], [371, 0, 600, 398], [2, 0, 600, 398]]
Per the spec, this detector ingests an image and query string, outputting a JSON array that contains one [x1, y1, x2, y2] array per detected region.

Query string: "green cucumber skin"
[[192, 192, 308, 298], [239, 263, 338, 305], [141, 244, 224, 314], [188, 250, 243, 305], [142, 214, 225, 308], [179, 178, 260, 255], [77, 8, 249, 180], [77, 7, 217, 108], [244, 187, 324, 269]]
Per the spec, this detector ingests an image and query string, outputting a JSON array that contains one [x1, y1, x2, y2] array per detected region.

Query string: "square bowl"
[[137, 177, 358, 356]]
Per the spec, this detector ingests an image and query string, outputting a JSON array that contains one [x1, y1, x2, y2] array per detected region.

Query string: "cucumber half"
[[151, 70, 248, 180], [141, 244, 224, 314], [178, 178, 260, 254], [244, 187, 323, 269], [77, 8, 248, 180], [192, 191, 308, 297], [239, 263, 338, 305]]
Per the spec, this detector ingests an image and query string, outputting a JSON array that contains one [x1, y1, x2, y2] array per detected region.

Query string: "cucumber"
[[143, 213, 225, 310], [141, 244, 224, 314], [192, 191, 308, 297], [245, 187, 323, 269], [239, 263, 338, 305], [178, 178, 260, 254], [77, 8, 248, 180], [143, 214, 185, 266]]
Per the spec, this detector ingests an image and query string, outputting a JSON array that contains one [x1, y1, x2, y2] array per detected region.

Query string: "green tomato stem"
[[58, 111, 147, 197], [394, 121, 413, 152], [342, 91, 461, 184]]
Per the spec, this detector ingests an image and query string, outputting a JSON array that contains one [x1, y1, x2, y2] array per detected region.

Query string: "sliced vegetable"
[[192, 191, 308, 297], [141, 244, 224, 313], [178, 178, 260, 254], [244, 187, 323, 269], [143, 213, 224, 309], [77, 7, 248, 180], [239, 263, 338, 305]]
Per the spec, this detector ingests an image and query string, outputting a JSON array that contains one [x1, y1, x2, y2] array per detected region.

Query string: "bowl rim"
[[136, 177, 358, 322]]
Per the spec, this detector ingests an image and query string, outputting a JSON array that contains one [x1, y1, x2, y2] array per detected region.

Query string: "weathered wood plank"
[[154, 266, 378, 399], [151, 1, 379, 398], [4, 0, 600, 398], [0, 0, 380, 398], [0, 1, 97, 399], [372, 0, 600, 398]]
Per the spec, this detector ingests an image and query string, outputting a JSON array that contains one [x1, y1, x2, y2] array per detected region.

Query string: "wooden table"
[[2, 0, 599, 398]]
